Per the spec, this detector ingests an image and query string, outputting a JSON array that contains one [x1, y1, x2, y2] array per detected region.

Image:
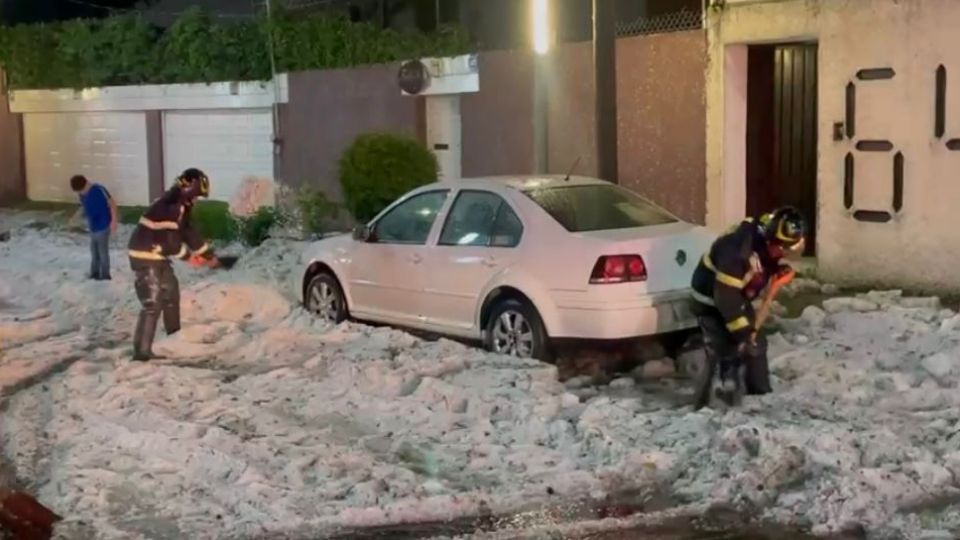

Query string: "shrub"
[[235, 206, 287, 247], [57, 15, 158, 87], [191, 200, 238, 242], [117, 205, 147, 225], [294, 186, 340, 237], [153, 7, 270, 84], [0, 8, 471, 90], [339, 133, 439, 222]]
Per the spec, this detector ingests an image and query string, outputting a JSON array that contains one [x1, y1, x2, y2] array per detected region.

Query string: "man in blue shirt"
[[70, 175, 118, 280]]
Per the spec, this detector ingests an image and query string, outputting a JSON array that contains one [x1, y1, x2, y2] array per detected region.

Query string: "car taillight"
[[589, 254, 647, 284]]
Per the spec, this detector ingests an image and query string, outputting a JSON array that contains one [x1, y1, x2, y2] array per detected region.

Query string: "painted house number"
[[842, 65, 960, 223]]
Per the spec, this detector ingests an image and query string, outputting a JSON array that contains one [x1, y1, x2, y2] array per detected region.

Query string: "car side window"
[[490, 203, 523, 248], [439, 191, 523, 248], [372, 190, 449, 245]]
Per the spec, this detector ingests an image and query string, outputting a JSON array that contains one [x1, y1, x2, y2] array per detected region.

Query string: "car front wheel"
[[484, 299, 552, 362], [305, 273, 348, 324]]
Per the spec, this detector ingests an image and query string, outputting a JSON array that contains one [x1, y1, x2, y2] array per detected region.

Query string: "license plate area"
[[671, 300, 696, 324]]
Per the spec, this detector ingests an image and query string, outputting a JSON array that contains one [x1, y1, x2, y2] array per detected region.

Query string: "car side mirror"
[[352, 224, 372, 242]]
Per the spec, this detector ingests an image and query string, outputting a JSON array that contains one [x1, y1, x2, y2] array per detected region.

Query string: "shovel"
[[752, 267, 796, 340], [189, 255, 240, 271], [0, 488, 61, 540], [214, 255, 239, 270]]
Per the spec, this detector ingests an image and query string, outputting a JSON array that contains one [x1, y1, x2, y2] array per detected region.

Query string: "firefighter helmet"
[[760, 206, 806, 250], [176, 168, 210, 200]]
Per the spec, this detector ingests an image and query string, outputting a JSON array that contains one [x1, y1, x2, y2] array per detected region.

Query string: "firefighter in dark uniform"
[[690, 206, 807, 408], [127, 168, 220, 361]]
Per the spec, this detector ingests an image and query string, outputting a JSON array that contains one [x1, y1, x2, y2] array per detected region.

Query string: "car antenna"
[[563, 156, 581, 182]]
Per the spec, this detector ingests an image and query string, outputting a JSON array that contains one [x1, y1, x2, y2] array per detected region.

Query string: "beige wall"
[[706, 0, 960, 289]]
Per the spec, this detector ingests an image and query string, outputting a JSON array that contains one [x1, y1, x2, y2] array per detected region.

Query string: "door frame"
[[717, 38, 820, 255], [745, 41, 819, 255]]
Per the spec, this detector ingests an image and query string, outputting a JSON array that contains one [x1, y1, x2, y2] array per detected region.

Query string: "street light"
[[532, 0, 550, 55], [531, 0, 551, 174]]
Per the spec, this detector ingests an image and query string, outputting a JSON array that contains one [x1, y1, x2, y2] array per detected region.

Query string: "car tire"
[[484, 298, 553, 362], [305, 272, 348, 324]]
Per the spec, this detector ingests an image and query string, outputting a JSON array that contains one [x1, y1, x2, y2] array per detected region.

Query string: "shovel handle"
[[753, 268, 796, 339]]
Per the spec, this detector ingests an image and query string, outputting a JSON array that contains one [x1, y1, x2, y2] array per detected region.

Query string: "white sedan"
[[299, 175, 715, 361]]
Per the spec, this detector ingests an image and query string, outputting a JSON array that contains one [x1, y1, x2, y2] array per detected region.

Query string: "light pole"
[[264, 0, 283, 184], [531, 0, 552, 174], [594, 0, 618, 183]]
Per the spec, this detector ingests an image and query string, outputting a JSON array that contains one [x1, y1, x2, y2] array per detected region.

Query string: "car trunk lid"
[[574, 222, 715, 294]]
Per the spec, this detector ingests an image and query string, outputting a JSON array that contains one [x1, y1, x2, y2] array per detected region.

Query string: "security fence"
[[616, 7, 704, 37]]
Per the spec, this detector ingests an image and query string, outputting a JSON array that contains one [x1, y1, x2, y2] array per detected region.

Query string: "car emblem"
[[676, 249, 687, 266]]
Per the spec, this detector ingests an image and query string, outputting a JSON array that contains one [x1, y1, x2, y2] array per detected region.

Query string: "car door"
[[420, 189, 526, 334], [347, 189, 450, 325]]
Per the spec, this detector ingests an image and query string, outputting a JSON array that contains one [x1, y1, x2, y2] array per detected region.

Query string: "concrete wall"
[[0, 73, 24, 204], [279, 65, 421, 201], [546, 41, 598, 178], [706, 0, 960, 289], [280, 49, 544, 188], [617, 30, 708, 224], [461, 49, 536, 177]]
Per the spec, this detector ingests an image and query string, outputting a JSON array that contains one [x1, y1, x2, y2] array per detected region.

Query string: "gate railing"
[[615, 8, 704, 38]]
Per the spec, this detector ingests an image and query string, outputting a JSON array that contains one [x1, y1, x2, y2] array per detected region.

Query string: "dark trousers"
[[130, 259, 181, 360], [90, 229, 111, 280], [693, 307, 772, 409]]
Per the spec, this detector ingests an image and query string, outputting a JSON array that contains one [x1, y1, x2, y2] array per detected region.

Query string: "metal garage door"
[[162, 109, 274, 203], [23, 112, 150, 205]]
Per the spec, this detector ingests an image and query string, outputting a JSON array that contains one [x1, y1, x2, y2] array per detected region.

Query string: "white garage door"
[[163, 109, 274, 203], [24, 112, 150, 205]]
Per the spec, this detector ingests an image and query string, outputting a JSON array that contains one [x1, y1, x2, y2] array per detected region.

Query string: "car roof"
[[423, 175, 611, 192]]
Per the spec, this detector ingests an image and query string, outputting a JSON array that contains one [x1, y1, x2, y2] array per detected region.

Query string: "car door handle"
[[482, 257, 497, 268], [409, 253, 422, 264]]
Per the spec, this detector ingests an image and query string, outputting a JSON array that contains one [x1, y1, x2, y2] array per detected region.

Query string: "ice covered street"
[[2, 210, 960, 539]]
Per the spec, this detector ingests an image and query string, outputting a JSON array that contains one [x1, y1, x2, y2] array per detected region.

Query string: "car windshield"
[[523, 184, 677, 232]]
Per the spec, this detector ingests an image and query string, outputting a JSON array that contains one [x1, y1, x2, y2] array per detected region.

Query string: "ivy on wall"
[[0, 7, 471, 90]]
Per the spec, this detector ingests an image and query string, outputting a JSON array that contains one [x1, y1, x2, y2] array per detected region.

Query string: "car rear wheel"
[[485, 299, 552, 362], [305, 273, 348, 324]]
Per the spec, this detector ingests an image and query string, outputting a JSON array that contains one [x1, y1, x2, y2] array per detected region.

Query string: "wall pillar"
[[0, 68, 25, 204], [145, 111, 165, 200], [425, 94, 463, 180]]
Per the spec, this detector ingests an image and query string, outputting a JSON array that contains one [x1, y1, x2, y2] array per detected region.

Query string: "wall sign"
[[842, 67, 903, 223], [842, 63, 960, 223], [935, 65, 960, 150]]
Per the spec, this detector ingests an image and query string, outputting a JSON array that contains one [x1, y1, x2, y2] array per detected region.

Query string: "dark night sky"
[[0, 0, 150, 24]]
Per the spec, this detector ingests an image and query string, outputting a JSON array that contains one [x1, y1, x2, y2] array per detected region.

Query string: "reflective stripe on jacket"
[[127, 187, 210, 262]]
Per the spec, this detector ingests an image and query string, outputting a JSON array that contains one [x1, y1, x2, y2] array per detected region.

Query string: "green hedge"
[[0, 7, 471, 90], [340, 132, 439, 222]]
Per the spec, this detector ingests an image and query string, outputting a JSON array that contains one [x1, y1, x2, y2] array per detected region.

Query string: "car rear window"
[[523, 184, 677, 232]]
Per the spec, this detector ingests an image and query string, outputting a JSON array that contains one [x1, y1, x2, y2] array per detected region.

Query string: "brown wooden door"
[[773, 44, 818, 255], [746, 43, 818, 255]]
